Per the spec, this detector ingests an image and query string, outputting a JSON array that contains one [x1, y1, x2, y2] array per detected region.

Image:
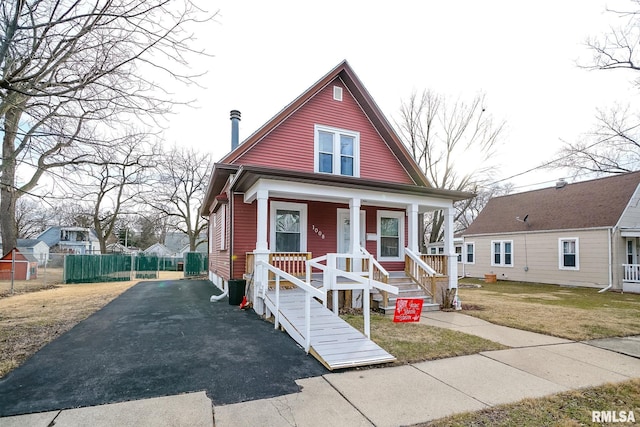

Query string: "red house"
[[201, 61, 472, 368]]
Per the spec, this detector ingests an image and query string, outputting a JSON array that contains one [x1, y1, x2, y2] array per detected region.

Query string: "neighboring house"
[[37, 226, 100, 254], [461, 172, 640, 293], [16, 239, 50, 266], [164, 232, 207, 255], [106, 242, 137, 254], [143, 243, 174, 257], [0, 248, 38, 280], [201, 60, 472, 313]]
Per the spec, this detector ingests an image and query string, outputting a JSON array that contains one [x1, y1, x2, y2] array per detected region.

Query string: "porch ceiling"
[[233, 165, 473, 210]]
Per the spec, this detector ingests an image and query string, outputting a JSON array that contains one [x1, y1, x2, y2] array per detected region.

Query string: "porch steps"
[[371, 271, 440, 315], [264, 288, 396, 370]]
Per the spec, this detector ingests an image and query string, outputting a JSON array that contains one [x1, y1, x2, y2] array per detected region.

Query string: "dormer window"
[[314, 124, 360, 177]]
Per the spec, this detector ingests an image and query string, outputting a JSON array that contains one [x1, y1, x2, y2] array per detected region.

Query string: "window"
[[270, 202, 307, 252], [559, 238, 579, 270], [627, 239, 635, 264], [219, 205, 226, 250], [314, 125, 360, 177], [465, 243, 475, 264], [333, 86, 343, 101], [491, 240, 513, 267], [377, 210, 404, 260], [455, 245, 462, 262]]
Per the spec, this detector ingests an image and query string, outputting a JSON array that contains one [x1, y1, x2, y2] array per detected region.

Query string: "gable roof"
[[221, 60, 428, 186], [463, 171, 640, 235]]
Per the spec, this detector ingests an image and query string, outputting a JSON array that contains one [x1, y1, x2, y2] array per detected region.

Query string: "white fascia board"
[[243, 178, 453, 210]]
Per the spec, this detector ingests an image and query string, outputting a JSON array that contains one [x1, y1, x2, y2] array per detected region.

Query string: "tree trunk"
[[0, 106, 22, 256]]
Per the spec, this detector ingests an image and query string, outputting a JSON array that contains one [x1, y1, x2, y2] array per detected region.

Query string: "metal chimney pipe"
[[230, 110, 241, 150]]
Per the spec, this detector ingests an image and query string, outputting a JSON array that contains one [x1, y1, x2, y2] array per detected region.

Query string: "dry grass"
[[342, 313, 507, 365], [416, 378, 640, 427], [0, 271, 183, 378], [458, 280, 640, 340], [0, 268, 64, 297]]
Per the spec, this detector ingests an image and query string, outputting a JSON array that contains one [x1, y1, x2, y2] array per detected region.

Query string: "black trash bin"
[[228, 279, 246, 305]]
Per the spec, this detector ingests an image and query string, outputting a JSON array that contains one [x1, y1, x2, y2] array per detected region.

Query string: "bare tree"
[[146, 146, 212, 251], [0, 0, 214, 255], [15, 197, 54, 238], [61, 134, 157, 253], [397, 90, 505, 244], [549, 2, 640, 176]]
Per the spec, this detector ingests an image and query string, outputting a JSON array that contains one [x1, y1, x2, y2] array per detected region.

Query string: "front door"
[[337, 210, 366, 269]]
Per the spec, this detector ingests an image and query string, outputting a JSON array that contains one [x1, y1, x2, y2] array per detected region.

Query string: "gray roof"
[[463, 171, 640, 236]]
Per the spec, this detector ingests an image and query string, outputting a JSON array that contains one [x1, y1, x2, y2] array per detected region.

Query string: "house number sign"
[[311, 225, 325, 239]]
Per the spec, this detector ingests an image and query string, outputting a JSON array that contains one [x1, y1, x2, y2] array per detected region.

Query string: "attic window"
[[333, 86, 343, 101]]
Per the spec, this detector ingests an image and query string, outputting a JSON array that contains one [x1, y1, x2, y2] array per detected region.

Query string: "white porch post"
[[445, 206, 458, 290], [407, 203, 419, 253], [253, 189, 269, 315], [349, 198, 362, 309], [349, 198, 361, 253]]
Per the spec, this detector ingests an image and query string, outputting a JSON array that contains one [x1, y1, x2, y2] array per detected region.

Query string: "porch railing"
[[307, 252, 398, 338], [359, 246, 390, 308], [623, 264, 640, 283], [245, 252, 311, 278], [256, 260, 324, 353], [405, 248, 439, 298], [420, 254, 448, 276]]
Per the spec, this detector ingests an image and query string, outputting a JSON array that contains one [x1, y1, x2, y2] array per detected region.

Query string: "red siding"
[[208, 205, 231, 281], [233, 79, 415, 185], [232, 193, 257, 279]]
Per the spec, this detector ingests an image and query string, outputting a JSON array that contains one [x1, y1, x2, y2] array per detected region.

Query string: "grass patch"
[[341, 313, 506, 364], [415, 378, 640, 426], [458, 279, 640, 340]]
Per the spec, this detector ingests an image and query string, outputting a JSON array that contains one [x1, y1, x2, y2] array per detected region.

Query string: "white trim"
[[377, 210, 405, 261], [558, 237, 580, 270], [491, 240, 513, 267], [270, 201, 308, 252], [313, 124, 360, 177], [219, 205, 226, 250]]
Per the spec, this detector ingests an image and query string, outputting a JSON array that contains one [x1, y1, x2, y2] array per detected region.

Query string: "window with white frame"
[[491, 240, 513, 267], [559, 238, 579, 270], [455, 245, 462, 262], [465, 243, 475, 264], [627, 239, 635, 264], [314, 125, 360, 177], [270, 202, 307, 252], [377, 210, 404, 260]]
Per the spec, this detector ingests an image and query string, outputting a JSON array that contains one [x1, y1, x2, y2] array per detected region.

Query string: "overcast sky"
[[164, 0, 639, 191]]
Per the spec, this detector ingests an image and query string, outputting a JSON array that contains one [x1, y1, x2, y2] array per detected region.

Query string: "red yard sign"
[[393, 298, 423, 322]]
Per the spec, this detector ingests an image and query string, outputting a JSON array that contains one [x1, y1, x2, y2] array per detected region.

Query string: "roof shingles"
[[463, 172, 640, 235]]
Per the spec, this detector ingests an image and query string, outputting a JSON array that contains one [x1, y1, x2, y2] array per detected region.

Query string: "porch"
[[244, 250, 449, 309], [622, 264, 640, 293]]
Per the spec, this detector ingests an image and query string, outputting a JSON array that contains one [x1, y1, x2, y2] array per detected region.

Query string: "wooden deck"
[[264, 288, 396, 370]]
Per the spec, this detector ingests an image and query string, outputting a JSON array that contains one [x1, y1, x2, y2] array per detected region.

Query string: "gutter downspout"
[[210, 275, 228, 302], [599, 227, 613, 293]]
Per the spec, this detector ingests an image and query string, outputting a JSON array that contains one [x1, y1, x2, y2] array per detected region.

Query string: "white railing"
[[256, 260, 324, 352], [623, 264, 640, 283], [307, 252, 398, 338], [405, 247, 438, 298]]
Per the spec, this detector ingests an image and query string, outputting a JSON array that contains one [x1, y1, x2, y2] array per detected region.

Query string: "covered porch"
[[230, 165, 469, 314]]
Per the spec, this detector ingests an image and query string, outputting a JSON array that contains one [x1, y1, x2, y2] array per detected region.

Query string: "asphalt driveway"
[[0, 279, 327, 417]]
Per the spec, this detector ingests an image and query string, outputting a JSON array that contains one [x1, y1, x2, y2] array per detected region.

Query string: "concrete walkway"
[[3, 312, 640, 426]]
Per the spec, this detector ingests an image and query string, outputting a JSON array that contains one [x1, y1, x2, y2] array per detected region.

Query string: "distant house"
[[163, 232, 207, 255], [461, 172, 640, 293], [37, 226, 100, 254], [143, 243, 174, 257], [16, 239, 50, 266], [0, 248, 38, 280]]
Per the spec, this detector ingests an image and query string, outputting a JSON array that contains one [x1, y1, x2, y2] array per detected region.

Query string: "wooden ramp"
[[264, 289, 396, 370]]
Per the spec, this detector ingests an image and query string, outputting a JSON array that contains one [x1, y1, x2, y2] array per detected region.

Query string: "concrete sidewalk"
[[3, 312, 640, 427]]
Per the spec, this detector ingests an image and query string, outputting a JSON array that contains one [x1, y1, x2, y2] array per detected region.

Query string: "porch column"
[[253, 189, 269, 315], [349, 198, 361, 253], [407, 203, 419, 253], [444, 206, 458, 290]]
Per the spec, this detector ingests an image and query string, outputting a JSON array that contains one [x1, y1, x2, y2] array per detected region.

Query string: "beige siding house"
[[461, 172, 640, 293]]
